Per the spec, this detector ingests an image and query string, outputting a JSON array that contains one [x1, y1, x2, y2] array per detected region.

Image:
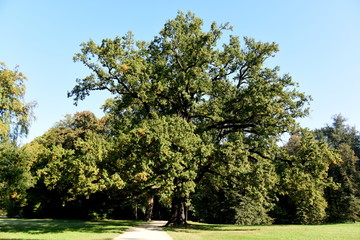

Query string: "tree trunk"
[[144, 196, 154, 221], [166, 196, 187, 227], [133, 204, 138, 220]]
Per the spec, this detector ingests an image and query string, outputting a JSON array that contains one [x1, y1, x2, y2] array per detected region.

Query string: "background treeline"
[[1, 12, 359, 225], [1, 111, 359, 224]]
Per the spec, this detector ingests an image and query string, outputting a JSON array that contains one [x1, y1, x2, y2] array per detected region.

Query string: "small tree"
[[314, 115, 360, 222], [273, 130, 340, 224], [24, 111, 122, 218], [0, 142, 34, 216]]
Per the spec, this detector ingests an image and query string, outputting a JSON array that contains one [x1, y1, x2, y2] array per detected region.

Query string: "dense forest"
[[1, 12, 359, 226]]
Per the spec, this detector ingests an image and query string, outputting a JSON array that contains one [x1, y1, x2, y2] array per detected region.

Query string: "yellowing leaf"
[[138, 129, 146, 135], [134, 172, 149, 182], [121, 64, 130, 72]]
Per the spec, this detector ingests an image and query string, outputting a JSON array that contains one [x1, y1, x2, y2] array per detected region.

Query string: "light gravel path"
[[113, 221, 173, 240]]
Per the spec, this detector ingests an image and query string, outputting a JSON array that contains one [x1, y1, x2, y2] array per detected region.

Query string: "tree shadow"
[[164, 222, 260, 233], [0, 217, 140, 235]]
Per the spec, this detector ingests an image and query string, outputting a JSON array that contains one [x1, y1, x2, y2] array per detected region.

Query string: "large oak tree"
[[69, 11, 310, 226]]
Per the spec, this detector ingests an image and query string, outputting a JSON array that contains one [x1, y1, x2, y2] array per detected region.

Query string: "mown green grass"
[[0, 217, 142, 240], [165, 221, 360, 240]]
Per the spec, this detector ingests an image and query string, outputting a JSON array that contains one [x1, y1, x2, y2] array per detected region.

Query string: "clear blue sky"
[[1, 0, 360, 143]]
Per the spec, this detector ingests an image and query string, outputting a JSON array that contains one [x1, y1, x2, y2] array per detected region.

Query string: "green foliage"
[[192, 135, 278, 225], [5, 12, 357, 225], [0, 63, 35, 215], [23, 111, 122, 218], [68, 11, 310, 225], [314, 114, 360, 156], [0, 142, 34, 216], [273, 130, 340, 224], [314, 115, 360, 222], [0, 62, 35, 143], [233, 195, 274, 225], [191, 177, 236, 224], [109, 115, 203, 200]]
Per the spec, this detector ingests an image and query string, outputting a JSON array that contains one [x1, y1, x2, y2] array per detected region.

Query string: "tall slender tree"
[[314, 115, 360, 222], [0, 63, 35, 216]]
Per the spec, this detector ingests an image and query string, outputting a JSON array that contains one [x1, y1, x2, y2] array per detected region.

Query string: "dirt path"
[[113, 220, 173, 240]]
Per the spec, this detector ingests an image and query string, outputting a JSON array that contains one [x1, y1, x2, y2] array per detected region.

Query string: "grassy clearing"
[[165, 221, 360, 240], [0, 217, 142, 240]]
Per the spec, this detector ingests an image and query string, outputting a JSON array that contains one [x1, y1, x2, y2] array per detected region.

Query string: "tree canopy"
[[0, 63, 35, 143], [0, 63, 35, 216], [314, 115, 360, 222], [68, 11, 311, 226], [2, 11, 354, 226]]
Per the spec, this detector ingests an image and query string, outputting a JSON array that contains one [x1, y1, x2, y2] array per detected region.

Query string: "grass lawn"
[[0, 217, 142, 240], [165, 221, 360, 240]]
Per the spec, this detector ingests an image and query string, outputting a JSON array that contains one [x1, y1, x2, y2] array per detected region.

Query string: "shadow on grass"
[[0, 217, 140, 235], [164, 222, 260, 233]]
